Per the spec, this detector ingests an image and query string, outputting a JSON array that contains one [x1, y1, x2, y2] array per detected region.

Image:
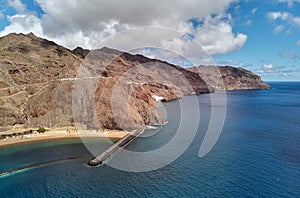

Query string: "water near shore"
[[1, 82, 300, 197]]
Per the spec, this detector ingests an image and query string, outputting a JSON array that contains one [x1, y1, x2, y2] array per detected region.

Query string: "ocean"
[[1, 82, 300, 197]]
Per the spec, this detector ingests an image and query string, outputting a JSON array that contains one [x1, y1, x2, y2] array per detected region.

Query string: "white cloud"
[[278, 0, 300, 7], [0, 0, 247, 65], [267, 12, 300, 27], [242, 7, 257, 27], [192, 15, 247, 55], [251, 8, 258, 14], [0, 14, 43, 37], [296, 40, 300, 47], [33, 0, 238, 32], [264, 64, 273, 69], [244, 20, 252, 26], [255, 63, 300, 80], [292, 16, 300, 26], [274, 25, 284, 33], [267, 11, 300, 33], [153, 14, 247, 64], [267, 12, 290, 20], [7, 0, 26, 12]]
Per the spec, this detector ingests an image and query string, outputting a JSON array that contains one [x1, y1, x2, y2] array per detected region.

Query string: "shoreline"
[[0, 127, 128, 148]]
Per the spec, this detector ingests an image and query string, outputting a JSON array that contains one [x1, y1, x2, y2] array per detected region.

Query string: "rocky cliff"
[[0, 33, 269, 132], [188, 66, 270, 91]]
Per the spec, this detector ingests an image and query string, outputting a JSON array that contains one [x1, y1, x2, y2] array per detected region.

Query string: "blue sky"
[[0, 0, 299, 81], [217, 0, 300, 81]]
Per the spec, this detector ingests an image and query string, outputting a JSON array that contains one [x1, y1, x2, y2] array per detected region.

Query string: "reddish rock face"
[[0, 33, 269, 131]]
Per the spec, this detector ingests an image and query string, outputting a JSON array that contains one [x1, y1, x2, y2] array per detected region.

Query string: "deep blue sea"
[[1, 82, 300, 197]]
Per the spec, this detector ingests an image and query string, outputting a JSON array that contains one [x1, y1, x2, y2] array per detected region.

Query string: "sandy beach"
[[0, 127, 128, 147]]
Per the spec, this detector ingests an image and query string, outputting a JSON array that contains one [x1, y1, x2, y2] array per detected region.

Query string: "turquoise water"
[[1, 82, 300, 197]]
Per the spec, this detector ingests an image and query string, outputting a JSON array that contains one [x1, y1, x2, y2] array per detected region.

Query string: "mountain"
[[188, 66, 270, 90], [0, 33, 269, 132]]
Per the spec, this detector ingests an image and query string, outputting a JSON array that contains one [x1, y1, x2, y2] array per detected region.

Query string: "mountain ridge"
[[0, 33, 269, 132]]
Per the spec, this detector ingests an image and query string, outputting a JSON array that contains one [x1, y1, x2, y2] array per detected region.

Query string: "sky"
[[0, 0, 299, 81]]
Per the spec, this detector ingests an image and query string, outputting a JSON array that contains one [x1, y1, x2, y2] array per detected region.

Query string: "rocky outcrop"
[[0, 33, 269, 132], [188, 66, 270, 90]]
